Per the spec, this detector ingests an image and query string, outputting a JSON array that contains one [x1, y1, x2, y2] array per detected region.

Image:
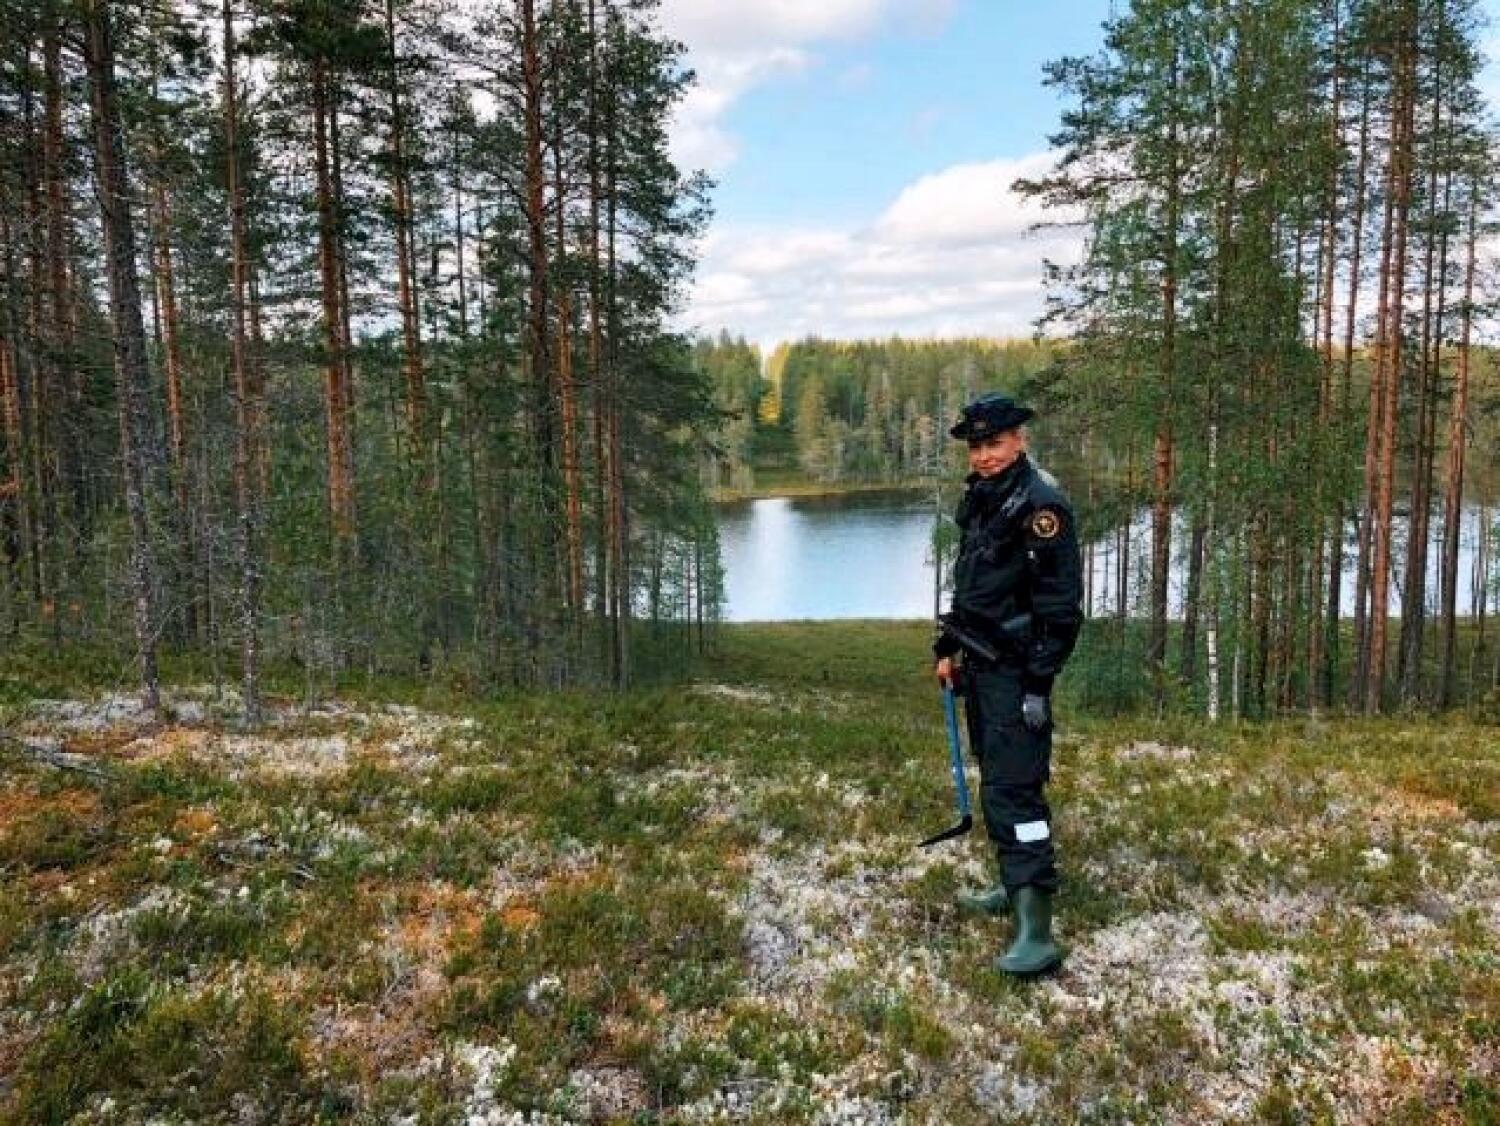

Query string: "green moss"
[[129, 887, 293, 969], [1252, 1080, 1336, 1124], [425, 768, 512, 815], [1206, 909, 1282, 954], [824, 974, 953, 1062]]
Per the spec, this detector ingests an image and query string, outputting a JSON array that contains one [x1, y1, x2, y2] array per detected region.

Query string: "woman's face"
[[967, 427, 1027, 478]]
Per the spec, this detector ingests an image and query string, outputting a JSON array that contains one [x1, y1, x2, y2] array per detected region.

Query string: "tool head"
[[918, 813, 973, 849]]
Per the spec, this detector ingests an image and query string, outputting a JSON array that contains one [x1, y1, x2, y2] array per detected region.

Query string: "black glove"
[[932, 612, 961, 660], [1021, 693, 1051, 732], [948, 663, 967, 697]]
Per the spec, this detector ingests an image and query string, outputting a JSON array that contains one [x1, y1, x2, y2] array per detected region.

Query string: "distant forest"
[[696, 335, 1062, 492]]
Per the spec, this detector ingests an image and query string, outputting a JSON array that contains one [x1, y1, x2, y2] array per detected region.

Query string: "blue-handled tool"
[[919, 683, 974, 847]]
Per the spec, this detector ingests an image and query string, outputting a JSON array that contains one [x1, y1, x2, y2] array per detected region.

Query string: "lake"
[[714, 490, 1496, 623]]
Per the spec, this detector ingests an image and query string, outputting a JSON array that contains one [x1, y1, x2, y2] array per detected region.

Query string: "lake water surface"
[[715, 491, 1495, 623], [714, 491, 940, 622]]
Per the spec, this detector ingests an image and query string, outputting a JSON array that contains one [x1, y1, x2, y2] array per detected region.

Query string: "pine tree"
[[83, 0, 163, 711]]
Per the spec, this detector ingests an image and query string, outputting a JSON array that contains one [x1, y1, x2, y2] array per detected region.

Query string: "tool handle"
[[941, 684, 972, 818]]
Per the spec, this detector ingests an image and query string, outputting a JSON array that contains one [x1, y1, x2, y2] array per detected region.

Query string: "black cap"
[[949, 393, 1034, 441]]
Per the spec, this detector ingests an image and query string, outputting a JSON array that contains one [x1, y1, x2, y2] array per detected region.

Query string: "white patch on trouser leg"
[[1014, 820, 1050, 843]]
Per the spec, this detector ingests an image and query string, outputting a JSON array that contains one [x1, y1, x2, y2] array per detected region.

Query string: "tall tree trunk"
[[0, 213, 39, 615], [1350, 147, 1395, 705], [1309, 0, 1342, 709], [150, 161, 187, 528], [1251, 513, 1272, 718], [312, 57, 356, 544], [605, 18, 627, 687], [1327, 58, 1371, 708], [0, 317, 22, 629], [1438, 186, 1478, 706], [1179, 515, 1205, 682], [85, 0, 161, 712], [330, 80, 357, 422], [222, 0, 262, 726], [588, 0, 610, 653], [549, 7, 584, 622], [42, 25, 84, 547], [20, 49, 59, 638], [520, 0, 558, 679], [1399, 18, 1447, 704], [385, 0, 426, 461], [149, 121, 198, 644], [1366, 7, 1418, 713], [452, 110, 469, 338], [1149, 45, 1182, 686], [1205, 420, 1221, 720], [247, 263, 271, 500]]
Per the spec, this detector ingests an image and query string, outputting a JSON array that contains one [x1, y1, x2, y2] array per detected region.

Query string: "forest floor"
[[1, 622, 1497, 1124]]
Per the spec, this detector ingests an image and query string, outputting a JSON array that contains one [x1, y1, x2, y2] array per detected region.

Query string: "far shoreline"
[[711, 479, 934, 504]]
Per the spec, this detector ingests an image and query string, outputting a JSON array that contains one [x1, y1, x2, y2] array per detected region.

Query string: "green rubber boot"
[[956, 871, 1010, 916], [996, 886, 1063, 976]]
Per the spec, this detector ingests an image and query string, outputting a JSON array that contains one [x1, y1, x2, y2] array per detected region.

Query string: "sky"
[[657, 0, 1500, 355]]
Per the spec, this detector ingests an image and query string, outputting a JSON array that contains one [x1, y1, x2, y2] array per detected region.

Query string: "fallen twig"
[[0, 731, 115, 780]]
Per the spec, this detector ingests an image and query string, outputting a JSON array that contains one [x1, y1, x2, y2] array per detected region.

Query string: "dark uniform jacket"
[[934, 454, 1085, 696]]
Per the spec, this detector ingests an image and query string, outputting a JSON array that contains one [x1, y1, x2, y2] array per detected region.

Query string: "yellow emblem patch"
[[1030, 509, 1062, 540]]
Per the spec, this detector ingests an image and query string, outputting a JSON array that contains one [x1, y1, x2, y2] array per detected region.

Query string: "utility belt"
[[938, 611, 1033, 669]]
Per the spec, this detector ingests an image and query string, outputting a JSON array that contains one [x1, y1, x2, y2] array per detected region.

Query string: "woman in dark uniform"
[[932, 393, 1084, 976]]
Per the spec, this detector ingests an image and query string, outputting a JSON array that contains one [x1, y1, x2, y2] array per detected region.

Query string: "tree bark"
[[85, 0, 161, 713], [550, 4, 584, 620], [588, 0, 608, 639], [1327, 57, 1372, 708], [385, 0, 426, 462], [148, 105, 197, 644], [312, 57, 356, 543], [1366, 6, 1418, 713], [1309, 0, 1342, 709], [20, 47, 57, 635], [1149, 44, 1181, 685], [1399, 15, 1447, 703], [605, 13, 627, 686], [520, 0, 559, 679], [42, 25, 84, 540], [222, 0, 262, 726], [0, 214, 38, 616], [1438, 186, 1477, 706]]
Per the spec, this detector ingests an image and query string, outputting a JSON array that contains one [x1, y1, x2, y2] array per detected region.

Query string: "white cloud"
[[875, 154, 1065, 246], [671, 47, 811, 172], [659, 0, 891, 52], [676, 152, 1086, 353], [659, 0, 956, 173]]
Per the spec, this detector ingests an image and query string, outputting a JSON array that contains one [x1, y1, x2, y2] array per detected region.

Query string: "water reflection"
[[1084, 504, 1495, 619], [715, 491, 939, 621], [715, 492, 1495, 624]]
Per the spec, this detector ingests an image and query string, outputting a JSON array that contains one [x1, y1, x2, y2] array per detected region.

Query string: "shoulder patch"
[[1029, 507, 1064, 541]]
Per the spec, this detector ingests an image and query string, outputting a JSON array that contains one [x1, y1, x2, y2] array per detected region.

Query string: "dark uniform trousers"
[[962, 664, 1057, 893]]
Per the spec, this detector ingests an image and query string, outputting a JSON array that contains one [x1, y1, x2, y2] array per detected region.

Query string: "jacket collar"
[[965, 452, 1031, 501], [958, 454, 1031, 528]]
